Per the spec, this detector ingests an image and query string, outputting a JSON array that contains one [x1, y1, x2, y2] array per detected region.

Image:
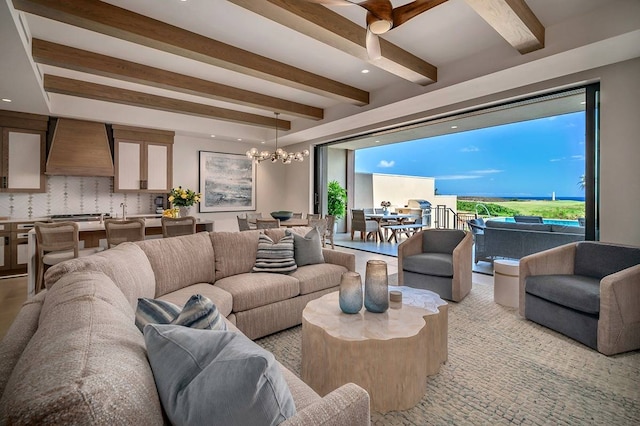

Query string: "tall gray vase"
[[339, 272, 363, 314], [364, 260, 389, 313]]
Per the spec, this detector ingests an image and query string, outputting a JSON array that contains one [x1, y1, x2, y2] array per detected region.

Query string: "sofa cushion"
[[44, 242, 156, 310], [403, 253, 454, 277], [574, 242, 640, 280], [158, 283, 233, 318], [144, 324, 296, 425], [216, 273, 300, 312], [289, 263, 346, 295], [253, 233, 297, 273], [136, 294, 227, 332], [486, 221, 552, 232], [289, 228, 325, 267], [525, 274, 601, 314], [0, 271, 164, 424], [136, 232, 216, 297], [422, 229, 466, 254], [211, 230, 261, 280], [551, 225, 585, 235]]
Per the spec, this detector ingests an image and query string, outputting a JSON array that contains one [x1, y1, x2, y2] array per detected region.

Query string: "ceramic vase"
[[178, 206, 191, 218], [364, 260, 389, 313], [339, 272, 363, 314]]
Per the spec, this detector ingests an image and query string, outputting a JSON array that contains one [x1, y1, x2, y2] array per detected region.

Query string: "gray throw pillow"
[[135, 294, 227, 332], [289, 228, 325, 267], [144, 324, 296, 425], [253, 233, 297, 273]]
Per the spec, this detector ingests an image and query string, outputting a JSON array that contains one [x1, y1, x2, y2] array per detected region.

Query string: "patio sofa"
[[0, 228, 370, 425], [483, 220, 585, 260]]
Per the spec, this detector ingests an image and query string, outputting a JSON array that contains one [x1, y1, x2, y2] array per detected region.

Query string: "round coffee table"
[[301, 290, 448, 413]]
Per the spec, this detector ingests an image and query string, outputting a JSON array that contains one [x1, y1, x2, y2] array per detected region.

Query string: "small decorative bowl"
[[271, 211, 293, 221]]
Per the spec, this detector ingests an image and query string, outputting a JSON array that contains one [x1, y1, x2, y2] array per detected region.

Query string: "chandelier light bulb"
[[245, 112, 310, 165]]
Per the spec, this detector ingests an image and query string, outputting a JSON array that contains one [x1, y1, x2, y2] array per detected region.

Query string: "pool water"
[[492, 217, 581, 227]]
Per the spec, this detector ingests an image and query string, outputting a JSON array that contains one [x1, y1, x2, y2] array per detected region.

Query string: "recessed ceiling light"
[[261, 141, 265, 144], [1, 98, 12, 102], [210, 134, 216, 138], [451, 125, 458, 129], [361, 69, 370, 74], [237, 138, 242, 141]]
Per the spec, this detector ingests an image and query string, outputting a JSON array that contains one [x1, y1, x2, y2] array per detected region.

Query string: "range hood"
[[46, 118, 114, 176]]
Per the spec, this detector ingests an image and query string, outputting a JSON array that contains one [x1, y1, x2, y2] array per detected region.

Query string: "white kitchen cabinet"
[[0, 128, 46, 193]]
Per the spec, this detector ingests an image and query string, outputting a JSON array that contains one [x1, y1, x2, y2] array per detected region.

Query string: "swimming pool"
[[490, 217, 581, 227]]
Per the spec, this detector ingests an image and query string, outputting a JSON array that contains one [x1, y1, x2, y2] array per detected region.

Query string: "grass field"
[[458, 199, 585, 219]]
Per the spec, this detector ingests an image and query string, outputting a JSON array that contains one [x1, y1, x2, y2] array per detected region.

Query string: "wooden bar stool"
[[161, 216, 197, 238], [34, 221, 104, 293], [104, 218, 146, 248]]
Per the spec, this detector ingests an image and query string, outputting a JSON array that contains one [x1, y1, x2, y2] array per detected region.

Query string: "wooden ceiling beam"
[[465, 0, 544, 54], [32, 39, 323, 121], [228, 0, 438, 85], [43, 75, 292, 130], [12, 0, 369, 105]]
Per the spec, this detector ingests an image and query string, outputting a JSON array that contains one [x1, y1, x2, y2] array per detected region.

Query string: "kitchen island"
[[26, 218, 215, 297]]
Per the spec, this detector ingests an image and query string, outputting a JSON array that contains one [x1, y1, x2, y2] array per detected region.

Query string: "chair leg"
[[351, 229, 355, 240], [36, 261, 44, 294]]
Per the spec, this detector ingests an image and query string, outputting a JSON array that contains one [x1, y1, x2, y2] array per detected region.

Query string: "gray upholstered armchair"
[[520, 241, 640, 355], [398, 229, 473, 302]]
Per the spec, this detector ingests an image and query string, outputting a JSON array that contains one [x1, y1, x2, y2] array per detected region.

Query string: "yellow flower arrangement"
[[168, 186, 202, 207]]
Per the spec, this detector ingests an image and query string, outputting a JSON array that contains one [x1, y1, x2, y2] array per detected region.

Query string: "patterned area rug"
[[256, 278, 640, 425]]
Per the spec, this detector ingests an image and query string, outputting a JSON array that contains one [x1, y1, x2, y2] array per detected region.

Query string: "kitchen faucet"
[[120, 202, 127, 220]]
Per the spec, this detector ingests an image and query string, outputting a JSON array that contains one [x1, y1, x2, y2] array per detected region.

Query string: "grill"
[[406, 199, 432, 227], [50, 213, 111, 222]]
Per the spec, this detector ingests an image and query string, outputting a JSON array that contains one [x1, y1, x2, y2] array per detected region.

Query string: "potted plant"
[[327, 180, 347, 219]]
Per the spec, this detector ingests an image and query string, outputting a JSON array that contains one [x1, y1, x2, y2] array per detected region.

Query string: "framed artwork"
[[199, 151, 256, 212]]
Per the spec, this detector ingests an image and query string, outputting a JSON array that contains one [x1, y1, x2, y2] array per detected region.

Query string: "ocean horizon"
[[457, 195, 585, 202]]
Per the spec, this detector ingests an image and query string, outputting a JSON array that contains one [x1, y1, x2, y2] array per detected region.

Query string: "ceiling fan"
[[307, 0, 448, 59]]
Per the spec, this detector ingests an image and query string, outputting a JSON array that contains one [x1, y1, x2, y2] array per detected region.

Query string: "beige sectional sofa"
[[0, 228, 370, 425]]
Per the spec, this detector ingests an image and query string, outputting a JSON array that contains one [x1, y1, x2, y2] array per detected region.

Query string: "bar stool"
[[161, 216, 197, 238], [104, 218, 146, 248], [34, 221, 104, 293]]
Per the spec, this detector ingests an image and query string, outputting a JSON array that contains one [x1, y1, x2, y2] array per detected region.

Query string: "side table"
[[493, 259, 520, 308]]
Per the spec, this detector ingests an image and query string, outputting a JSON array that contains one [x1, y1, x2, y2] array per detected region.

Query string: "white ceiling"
[[0, 0, 639, 150]]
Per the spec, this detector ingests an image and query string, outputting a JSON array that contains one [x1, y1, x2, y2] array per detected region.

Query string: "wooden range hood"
[[46, 118, 114, 176]]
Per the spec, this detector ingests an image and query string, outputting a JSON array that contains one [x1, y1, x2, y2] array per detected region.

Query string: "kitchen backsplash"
[[0, 176, 161, 219]]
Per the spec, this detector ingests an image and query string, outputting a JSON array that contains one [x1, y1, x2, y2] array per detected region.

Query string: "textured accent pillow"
[[135, 295, 227, 332], [253, 232, 297, 273], [289, 228, 325, 267], [144, 324, 296, 425]]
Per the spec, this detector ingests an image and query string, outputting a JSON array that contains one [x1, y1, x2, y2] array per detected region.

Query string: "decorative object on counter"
[[163, 208, 180, 218], [380, 201, 391, 215], [246, 112, 309, 164], [339, 271, 363, 314], [168, 186, 201, 217], [270, 211, 293, 221], [364, 260, 389, 313]]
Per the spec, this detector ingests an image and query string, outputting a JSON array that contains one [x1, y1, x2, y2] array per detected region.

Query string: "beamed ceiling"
[[1, 0, 639, 150]]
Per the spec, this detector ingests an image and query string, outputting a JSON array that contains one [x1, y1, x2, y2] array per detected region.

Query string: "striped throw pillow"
[[252, 233, 297, 273], [135, 294, 227, 332]]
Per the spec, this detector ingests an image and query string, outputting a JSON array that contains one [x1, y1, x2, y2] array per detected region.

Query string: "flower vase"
[[178, 206, 191, 218], [339, 272, 363, 314], [364, 260, 389, 313], [383, 207, 389, 215]]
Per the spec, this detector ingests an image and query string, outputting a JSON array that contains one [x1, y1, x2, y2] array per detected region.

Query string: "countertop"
[[0, 213, 165, 224], [24, 217, 214, 232]]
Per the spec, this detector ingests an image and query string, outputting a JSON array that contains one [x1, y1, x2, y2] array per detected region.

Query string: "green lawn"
[[458, 199, 585, 219]]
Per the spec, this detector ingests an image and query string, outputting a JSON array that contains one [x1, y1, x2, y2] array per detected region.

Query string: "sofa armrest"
[[598, 264, 640, 355], [281, 383, 370, 426], [518, 242, 577, 317], [322, 249, 356, 272], [452, 232, 473, 302], [397, 232, 424, 286]]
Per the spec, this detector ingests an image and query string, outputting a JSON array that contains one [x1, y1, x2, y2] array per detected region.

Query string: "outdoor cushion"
[[551, 225, 585, 234], [215, 273, 300, 312], [144, 325, 296, 426], [525, 274, 601, 315], [574, 241, 640, 279], [403, 253, 454, 278], [422, 229, 465, 254], [486, 221, 552, 232]]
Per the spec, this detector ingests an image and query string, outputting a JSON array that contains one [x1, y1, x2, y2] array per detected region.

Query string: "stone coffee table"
[[301, 289, 448, 413]]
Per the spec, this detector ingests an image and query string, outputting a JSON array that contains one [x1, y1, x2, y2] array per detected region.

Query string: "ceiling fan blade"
[[392, 0, 448, 28], [366, 29, 381, 60]]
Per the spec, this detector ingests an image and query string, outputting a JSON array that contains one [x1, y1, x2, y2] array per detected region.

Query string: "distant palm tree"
[[578, 174, 586, 190]]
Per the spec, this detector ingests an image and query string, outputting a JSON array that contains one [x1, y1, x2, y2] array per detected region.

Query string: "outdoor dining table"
[[365, 213, 416, 241]]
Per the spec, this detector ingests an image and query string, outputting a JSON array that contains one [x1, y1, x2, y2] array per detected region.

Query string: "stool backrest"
[[104, 218, 146, 248], [162, 216, 197, 238], [34, 222, 79, 257]]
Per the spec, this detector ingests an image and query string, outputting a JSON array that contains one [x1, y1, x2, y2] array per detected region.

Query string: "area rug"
[[256, 279, 640, 425]]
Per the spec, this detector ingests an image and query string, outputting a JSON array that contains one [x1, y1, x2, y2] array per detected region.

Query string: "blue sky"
[[355, 112, 586, 199]]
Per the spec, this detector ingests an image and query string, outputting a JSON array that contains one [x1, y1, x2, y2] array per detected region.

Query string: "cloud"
[[470, 169, 503, 174], [460, 146, 480, 153], [571, 155, 585, 160], [435, 174, 482, 180], [550, 158, 564, 162], [377, 160, 395, 168]]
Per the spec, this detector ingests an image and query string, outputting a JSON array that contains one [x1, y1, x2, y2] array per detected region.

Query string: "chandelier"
[[246, 112, 309, 164]]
